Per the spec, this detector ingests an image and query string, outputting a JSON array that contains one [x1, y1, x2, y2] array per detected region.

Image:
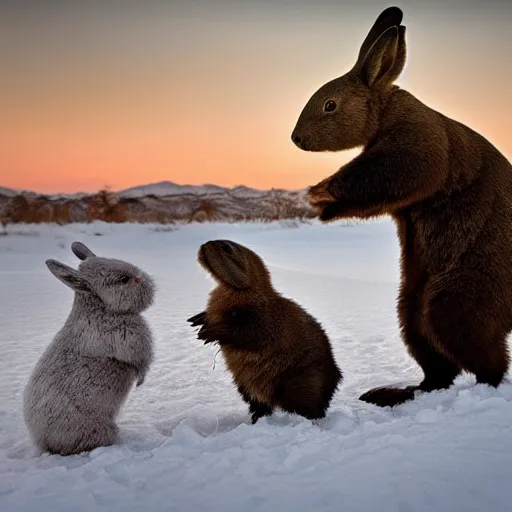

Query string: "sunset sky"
[[1, 0, 511, 193]]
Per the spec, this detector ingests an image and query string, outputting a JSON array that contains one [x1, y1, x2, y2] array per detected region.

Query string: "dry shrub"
[[190, 200, 217, 222], [0, 186, 316, 225]]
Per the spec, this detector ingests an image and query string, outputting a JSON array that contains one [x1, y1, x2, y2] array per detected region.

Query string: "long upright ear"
[[360, 26, 402, 89], [353, 6, 403, 72], [46, 259, 92, 293], [384, 25, 407, 85], [71, 241, 96, 260], [202, 243, 251, 290]]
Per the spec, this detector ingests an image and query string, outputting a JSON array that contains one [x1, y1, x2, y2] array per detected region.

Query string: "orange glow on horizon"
[[1, 2, 510, 194]]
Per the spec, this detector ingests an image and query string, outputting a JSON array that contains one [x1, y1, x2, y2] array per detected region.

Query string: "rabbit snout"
[[292, 130, 312, 151], [291, 131, 303, 147]]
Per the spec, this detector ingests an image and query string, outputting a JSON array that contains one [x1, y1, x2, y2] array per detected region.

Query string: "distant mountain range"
[[0, 181, 315, 223]]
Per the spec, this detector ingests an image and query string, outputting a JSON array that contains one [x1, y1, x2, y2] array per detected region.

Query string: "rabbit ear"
[[46, 259, 92, 293], [71, 241, 96, 260], [383, 25, 406, 86], [353, 6, 403, 71], [359, 25, 402, 89]]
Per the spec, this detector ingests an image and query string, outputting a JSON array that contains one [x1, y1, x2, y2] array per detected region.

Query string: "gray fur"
[[71, 241, 96, 260], [23, 241, 155, 456]]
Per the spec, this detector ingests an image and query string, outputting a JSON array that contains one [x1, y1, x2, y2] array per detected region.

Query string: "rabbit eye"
[[119, 275, 131, 284], [324, 100, 337, 112]]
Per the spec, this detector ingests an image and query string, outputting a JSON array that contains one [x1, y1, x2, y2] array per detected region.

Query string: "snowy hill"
[[1, 219, 511, 511], [119, 181, 231, 198], [0, 182, 313, 223], [118, 181, 276, 199], [0, 186, 18, 197], [0, 186, 89, 201]]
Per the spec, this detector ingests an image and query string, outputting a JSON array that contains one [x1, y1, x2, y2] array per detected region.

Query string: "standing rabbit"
[[188, 240, 342, 423], [292, 7, 512, 407], [23, 241, 155, 455]]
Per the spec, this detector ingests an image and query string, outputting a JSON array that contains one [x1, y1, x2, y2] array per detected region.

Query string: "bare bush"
[[0, 185, 317, 225]]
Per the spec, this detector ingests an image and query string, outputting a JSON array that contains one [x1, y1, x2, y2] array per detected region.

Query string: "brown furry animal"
[[291, 6, 512, 407], [187, 240, 342, 423]]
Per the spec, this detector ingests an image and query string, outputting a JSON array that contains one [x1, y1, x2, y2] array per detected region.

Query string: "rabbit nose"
[[292, 132, 302, 146], [134, 276, 141, 284]]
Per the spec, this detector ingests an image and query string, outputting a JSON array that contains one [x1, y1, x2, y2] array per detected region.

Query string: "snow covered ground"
[[1, 219, 511, 512]]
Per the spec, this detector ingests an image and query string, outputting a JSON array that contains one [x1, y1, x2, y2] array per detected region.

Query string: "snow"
[[119, 181, 226, 198], [1, 181, 285, 200], [0, 186, 18, 197], [0, 182, 217, 200], [229, 185, 268, 198], [118, 181, 277, 199], [118, 181, 306, 200], [1, 219, 511, 512], [0, 186, 89, 201]]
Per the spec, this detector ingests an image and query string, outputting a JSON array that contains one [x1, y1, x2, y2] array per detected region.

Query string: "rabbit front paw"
[[307, 178, 337, 210], [136, 372, 146, 386], [307, 178, 345, 222], [197, 324, 229, 345], [187, 311, 207, 327]]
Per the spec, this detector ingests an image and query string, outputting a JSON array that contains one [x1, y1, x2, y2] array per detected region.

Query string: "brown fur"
[[188, 240, 342, 423], [291, 7, 512, 407]]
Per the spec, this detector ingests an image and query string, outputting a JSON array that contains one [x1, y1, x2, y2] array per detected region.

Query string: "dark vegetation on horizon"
[[0, 186, 315, 229]]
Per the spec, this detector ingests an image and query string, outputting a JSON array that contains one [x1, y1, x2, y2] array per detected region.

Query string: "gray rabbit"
[[23, 241, 155, 456]]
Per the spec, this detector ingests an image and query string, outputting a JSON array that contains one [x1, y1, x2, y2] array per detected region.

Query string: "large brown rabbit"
[[188, 240, 342, 423], [291, 6, 512, 407]]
